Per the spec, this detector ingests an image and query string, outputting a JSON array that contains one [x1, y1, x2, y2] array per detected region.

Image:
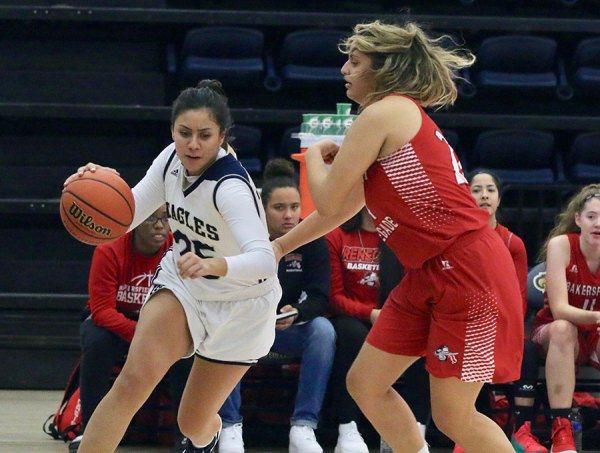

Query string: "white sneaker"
[[68, 435, 83, 453], [334, 421, 369, 453], [218, 423, 244, 453], [289, 425, 323, 453]]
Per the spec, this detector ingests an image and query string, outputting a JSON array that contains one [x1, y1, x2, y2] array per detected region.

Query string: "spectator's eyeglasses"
[[144, 214, 169, 225]]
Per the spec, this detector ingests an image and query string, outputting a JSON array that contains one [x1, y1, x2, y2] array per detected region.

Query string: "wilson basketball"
[[60, 169, 135, 245]]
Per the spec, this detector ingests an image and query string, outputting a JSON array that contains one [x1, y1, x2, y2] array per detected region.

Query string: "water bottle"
[[380, 437, 393, 453], [569, 407, 583, 451]]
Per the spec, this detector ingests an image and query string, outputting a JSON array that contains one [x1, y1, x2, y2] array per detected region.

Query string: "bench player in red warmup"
[[531, 184, 600, 453]]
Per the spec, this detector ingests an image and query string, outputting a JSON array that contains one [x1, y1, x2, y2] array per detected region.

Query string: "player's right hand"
[[63, 162, 119, 187]]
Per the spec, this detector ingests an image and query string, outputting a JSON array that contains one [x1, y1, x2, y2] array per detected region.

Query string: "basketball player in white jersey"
[[64, 79, 281, 453]]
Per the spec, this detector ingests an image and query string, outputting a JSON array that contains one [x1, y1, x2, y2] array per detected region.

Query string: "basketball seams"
[[62, 189, 131, 228], [60, 201, 113, 245], [68, 176, 134, 218], [60, 169, 135, 245]]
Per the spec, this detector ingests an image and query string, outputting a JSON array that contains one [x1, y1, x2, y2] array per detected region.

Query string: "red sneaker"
[[452, 445, 465, 453], [550, 417, 576, 453], [511, 421, 548, 453]]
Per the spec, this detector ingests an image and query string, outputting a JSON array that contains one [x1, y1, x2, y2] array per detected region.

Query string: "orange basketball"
[[60, 168, 135, 245]]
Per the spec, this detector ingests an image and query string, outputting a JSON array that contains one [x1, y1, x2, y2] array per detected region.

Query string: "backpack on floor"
[[43, 360, 82, 442]]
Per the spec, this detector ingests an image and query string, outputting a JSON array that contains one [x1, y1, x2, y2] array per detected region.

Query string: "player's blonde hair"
[[340, 20, 475, 109], [538, 183, 600, 262]]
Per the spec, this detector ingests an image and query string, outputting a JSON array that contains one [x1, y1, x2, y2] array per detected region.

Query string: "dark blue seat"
[[276, 126, 301, 159], [470, 129, 556, 184], [179, 27, 265, 89], [567, 132, 600, 183], [278, 29, 347, 87], [527, 262, 547, 312], [230, 125, 263, 175], [571, 37, 600, 98], [473, 35, 566, 98]]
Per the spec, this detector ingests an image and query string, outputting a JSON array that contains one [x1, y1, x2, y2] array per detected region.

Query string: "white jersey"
[[131, 143, 277, 302]]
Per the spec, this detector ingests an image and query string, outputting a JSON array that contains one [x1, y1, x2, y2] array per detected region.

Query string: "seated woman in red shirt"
[[71, 205, 191, 452], [465, 170, 545, 453], [326, 207, 381, 453]]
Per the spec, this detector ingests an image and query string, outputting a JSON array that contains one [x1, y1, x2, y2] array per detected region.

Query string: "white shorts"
[[146, 257, 281, 365]]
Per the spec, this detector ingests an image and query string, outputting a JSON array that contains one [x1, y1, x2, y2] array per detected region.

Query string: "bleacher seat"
[[527, 262, 547, 313], [470, 129, 557, 184], [571, 37, 600, 98], [178, 27, 265, 90], [0, 71, 166, 105], [277, 29, 347, 88], [567, 131, 600, 183], [441, 128, 467, 169], [230, 125, 264, 175], [472, 35, 570, 99], [0, 40, 163, 73], [0, 165, 147, 201], [277, 126, 301, 159], [0, 39, 166, 105]]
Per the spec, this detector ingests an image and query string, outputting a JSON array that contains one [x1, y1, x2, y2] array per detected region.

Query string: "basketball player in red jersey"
[[272, 20, 523, 453], [530, 184, 600, 453]]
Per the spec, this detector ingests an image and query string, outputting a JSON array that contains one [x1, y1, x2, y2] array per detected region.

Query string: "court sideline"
[[1, 390, 460, 452], [7, 389, 600, 453]]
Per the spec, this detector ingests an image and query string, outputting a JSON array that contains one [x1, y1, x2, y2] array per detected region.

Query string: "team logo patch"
[[284, 253, 302, 272], [440, 259, 454, 271], [434, 345, 458, 364], [533, 271, 547, 294], [359, 272, 379, 287]]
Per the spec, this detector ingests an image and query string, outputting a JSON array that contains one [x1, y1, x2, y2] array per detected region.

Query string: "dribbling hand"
[[63, 162, 119, 187]]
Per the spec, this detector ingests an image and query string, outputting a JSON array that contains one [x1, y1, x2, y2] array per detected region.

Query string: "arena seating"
[[0, 5, 598, 445]]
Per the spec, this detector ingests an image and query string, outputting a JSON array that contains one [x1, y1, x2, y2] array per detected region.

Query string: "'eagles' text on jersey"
[[130, 144, 275, 300]]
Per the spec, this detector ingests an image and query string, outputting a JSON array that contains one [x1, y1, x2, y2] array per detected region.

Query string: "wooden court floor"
[[11, 389, 600, 453], [0, 389, 459, 453]]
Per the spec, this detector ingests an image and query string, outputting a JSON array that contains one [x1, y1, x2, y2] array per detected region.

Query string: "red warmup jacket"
[[86, 231, 173, 342], [495, 223, 528, 315], [326, 227, 381, 320]]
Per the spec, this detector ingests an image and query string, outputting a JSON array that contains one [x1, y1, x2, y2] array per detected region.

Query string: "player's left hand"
[[178, 252, 213, 279]]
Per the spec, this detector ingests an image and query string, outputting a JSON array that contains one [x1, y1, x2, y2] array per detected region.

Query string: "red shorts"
[[367, 227, 523, 383], [530, 323, 600, 370]]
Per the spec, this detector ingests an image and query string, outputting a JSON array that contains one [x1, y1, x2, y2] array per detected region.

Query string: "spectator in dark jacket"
[[218, 159, 336, 453]]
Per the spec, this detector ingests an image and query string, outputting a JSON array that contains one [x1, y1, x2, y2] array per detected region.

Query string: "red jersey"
[[535, 233, 600, 330], [495, 223, 528, 314], [87, 231, 173, 342], [326, 227, 381, 320], [363, 94, 488, 269]]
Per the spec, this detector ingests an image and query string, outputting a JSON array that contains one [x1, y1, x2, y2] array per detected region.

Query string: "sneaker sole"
[[550, 449, 576, 453], [333, 447, 369, 453], [289, 447, 322, 453]]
